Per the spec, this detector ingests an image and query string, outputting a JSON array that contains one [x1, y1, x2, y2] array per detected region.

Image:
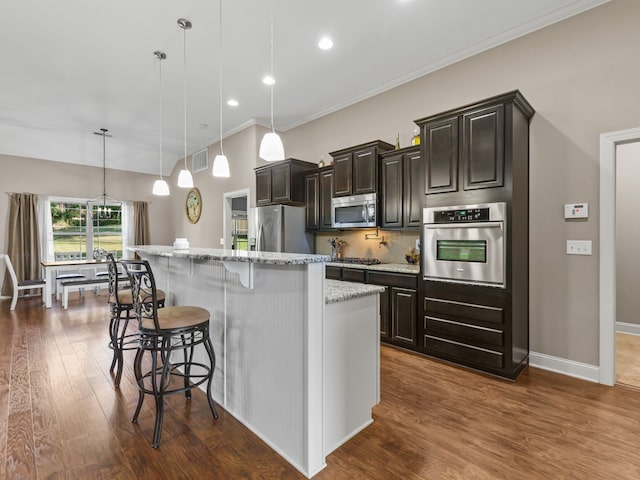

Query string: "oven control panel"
[[433, 207, 490, 223]]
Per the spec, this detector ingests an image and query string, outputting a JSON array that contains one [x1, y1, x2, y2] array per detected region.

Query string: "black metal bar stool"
[[121, 259, 218, 448], [106, 253, 165, 387]]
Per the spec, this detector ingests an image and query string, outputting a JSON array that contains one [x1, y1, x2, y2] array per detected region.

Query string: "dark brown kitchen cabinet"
[[416, 91, 529, 198], [305, 174, 319, 230], [305, 167, 335, 231], [329, 140, 394, 197], [323, 266, 419, 349], [416, 90, 534, 380], [255, 158, 316, 206], [380, 146, 422, 229], [367, 271, 418, 348]]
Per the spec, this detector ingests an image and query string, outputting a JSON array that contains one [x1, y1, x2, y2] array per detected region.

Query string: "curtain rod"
[[4, 192, 152, 203]]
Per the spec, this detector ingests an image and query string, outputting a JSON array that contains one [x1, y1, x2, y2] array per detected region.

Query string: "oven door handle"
[[424, 222, 502, 229]]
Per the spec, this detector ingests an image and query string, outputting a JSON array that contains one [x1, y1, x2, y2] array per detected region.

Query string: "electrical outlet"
[[415, 239, 420, 250], [566, 240, 592, 255], [220, 237, 225, 246]]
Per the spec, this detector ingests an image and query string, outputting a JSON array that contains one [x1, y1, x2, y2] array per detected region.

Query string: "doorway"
[[614, 141, 640, 388], [599, 127, 640, 386], [223, 189, 250, 251]]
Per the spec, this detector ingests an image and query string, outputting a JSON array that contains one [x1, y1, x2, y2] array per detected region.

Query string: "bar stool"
[[121, 259, 218, 448], [106, 253, 165, 387]]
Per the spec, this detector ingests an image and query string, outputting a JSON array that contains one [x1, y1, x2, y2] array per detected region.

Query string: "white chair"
[[1, 254, 46, 311]]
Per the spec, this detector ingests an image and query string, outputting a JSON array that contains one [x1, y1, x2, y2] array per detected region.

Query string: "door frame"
[[599, 127, 640, 385], [222, 188, 250, 250]]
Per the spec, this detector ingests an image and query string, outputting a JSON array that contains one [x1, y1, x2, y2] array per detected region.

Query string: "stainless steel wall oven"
[[422, 202, 506, 288]]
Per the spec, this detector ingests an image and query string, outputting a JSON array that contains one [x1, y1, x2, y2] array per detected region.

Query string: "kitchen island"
[[129, 246, 383, 478]]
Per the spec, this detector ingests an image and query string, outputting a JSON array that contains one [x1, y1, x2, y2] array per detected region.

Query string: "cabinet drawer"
[[425, 316, 503, 347], [425, 335, 503, 369], [368, 271, 417, 289], [425, 297, 503, 325], [342, 268, 366, 283], [326, 266, 342, 280]]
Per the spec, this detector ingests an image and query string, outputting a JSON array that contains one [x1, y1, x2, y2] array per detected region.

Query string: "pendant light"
[[212, 0, 230, 177], [152, 51, 170, 196], [259, 1, 285, 162], [177, 18, 194, 188]]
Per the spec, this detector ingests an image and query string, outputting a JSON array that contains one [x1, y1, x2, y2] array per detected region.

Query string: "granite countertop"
[[325, 279, 385, 304], [129, 245, 331, 265], [326, 261, 420, 275]]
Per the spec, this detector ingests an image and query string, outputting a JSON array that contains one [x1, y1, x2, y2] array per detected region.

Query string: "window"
[[50, 200, 123, 261]]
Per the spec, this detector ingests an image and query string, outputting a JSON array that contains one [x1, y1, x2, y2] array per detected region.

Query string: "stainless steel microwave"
[[331, 193, 377, 228]]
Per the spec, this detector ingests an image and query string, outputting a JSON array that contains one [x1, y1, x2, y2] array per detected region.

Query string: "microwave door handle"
[[362, 205, 367, 221], [424, 222, 502, 229]]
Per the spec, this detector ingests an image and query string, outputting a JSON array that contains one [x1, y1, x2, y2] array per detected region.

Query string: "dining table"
[[41, 259, 108, 308]]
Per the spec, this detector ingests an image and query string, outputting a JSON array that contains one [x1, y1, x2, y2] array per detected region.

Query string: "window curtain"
[[2, 193, 41, 296], [133, 200, 150, 250], [38, 196, 54, 263]]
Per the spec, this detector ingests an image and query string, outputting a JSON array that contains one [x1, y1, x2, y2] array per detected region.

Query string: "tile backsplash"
[[315, 229, 419, 264]]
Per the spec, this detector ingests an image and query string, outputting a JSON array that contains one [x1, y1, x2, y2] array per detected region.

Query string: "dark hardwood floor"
[[2, 292, 640, 479]]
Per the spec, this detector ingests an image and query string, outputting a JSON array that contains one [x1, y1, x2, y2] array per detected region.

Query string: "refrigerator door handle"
[[257, 224, 264, 252]]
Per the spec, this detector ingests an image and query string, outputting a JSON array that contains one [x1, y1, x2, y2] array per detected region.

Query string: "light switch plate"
[[415, 239, 420, 250], [566, 240, 592, 255], [220, 237, 225, 246]]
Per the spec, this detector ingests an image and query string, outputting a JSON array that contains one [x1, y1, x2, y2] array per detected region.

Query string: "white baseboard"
[[616, 322, 640, 336], [529, 351, 600, 383]]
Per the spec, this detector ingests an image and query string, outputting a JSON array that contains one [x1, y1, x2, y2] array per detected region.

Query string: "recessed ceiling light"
[[262, 75, 275, 86], [318, 37, 333, 50], [227, 99, 239, 107]]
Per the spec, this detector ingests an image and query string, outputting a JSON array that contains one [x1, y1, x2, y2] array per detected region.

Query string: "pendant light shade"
[[259, 2, 285, 162], [213, 154, 230, 177], [259, 132, 285, 161], [152, 178, 170, 195], [178, 18, 194, 188], [152, 50, 170, 196], [213, 0, 230, 178]]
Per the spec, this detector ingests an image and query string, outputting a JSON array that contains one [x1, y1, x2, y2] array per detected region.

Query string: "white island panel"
[[131, 246, 379, 478]]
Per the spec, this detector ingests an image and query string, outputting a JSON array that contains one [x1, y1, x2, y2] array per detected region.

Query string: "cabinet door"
[[271, 163, 292, 203], [353, 147, 377, 194], [379, 286, 390, 339], [380, 154, 403, 228], [391, 287, 417, 346], [305, 173, 319, 230], [423, 116, 458, 194], [319, 169, 334, 230], [462, 104, 504, 190], [256, 169, 272, 205], [332, 154, 352, 197], [403, 150, 423, 228]]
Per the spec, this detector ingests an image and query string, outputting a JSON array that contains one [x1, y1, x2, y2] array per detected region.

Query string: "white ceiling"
[[0, 0, 607, 175]]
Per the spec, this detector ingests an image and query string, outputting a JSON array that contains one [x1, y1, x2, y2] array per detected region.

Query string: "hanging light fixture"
[[92, 128, 117, 218], [259, 0, 285, 162], [152, 51, 170, 196], [177, 18, 194, 188], [213, 0, 230, 177]]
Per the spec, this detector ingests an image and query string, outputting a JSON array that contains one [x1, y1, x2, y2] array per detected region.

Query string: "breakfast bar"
[[129, 245, 384, 478]]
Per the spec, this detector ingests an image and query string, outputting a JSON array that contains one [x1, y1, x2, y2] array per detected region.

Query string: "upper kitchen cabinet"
[[329, 140, 394, 197], [305, 166, 334, 231], [255, 158, 316, 206], [379, 146, 423, 229], [415, 91, 534, 200]]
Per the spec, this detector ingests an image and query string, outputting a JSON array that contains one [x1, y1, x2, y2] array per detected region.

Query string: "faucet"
[[379, 237, 388, 248]]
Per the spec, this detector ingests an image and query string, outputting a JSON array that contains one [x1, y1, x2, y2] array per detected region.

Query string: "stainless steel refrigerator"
[[249, 205, 312, 254]]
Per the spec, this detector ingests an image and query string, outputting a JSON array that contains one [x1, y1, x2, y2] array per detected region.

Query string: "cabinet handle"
[[357, 152, 371, 158]]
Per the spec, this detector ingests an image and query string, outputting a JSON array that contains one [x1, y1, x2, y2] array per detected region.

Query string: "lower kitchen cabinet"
[[422, 280, 527, 380], [324, 266, 419, 350]]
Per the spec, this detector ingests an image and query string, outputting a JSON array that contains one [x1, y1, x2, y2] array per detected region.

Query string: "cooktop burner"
[[333, 257, 381, 265]]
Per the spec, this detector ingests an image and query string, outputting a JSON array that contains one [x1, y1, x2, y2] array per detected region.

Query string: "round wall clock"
[[185, 188, 202, 224]]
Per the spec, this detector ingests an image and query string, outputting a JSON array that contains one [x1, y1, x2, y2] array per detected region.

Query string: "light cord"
[[219, 0, 224, 154]]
